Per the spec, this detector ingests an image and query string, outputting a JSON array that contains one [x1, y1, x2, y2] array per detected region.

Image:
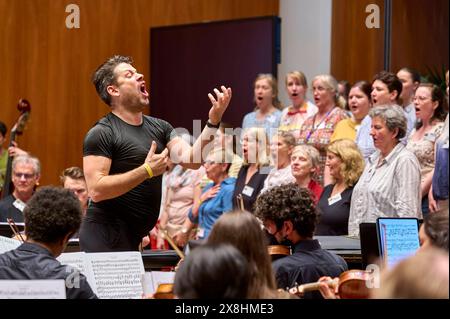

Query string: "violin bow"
[[7, 218, 24, 242], [161, 229, 185, 260], [236, 194, 244, 211]]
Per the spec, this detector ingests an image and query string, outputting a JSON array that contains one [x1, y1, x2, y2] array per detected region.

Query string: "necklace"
[[305, 107, 335, 142]]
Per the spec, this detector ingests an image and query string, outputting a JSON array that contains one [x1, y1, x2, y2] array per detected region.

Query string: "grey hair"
[[12, 154, 41, 176], [369, 105, 407, 140], [292, 145, 321, 169]]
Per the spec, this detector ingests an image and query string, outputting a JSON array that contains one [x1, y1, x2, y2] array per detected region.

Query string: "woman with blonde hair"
[[233, 127, 270, 212], [279, 71, 317, 140], [316, 139, 365, 235], [261, 132, 296, 193], [242, 74, 282, 138], [298, 74, 349, 186]]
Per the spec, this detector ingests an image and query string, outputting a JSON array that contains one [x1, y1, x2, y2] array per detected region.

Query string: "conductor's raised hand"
[[145, 141, 168, 177], [208, 85, 232, 125]]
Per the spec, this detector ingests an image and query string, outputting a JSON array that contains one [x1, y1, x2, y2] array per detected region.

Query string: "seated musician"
[[0, 154, 40, 222], [254, 183, 348, 299], [0, 186, 97, 299], [60, 166, 89, 216]]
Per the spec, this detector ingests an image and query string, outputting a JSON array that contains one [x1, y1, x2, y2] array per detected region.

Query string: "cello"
[[1, 99, 31, 199]]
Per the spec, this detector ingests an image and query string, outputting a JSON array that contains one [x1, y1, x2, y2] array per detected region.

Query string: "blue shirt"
[[242, 110, 281, 138], [355, 115, 376, 162], [404, 103, 417, 139], [188, 177, 236, 239], [432, 139, 449, 200]]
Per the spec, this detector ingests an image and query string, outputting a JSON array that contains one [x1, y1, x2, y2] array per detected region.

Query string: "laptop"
[[376, 217, 420, 269], [359, 223, 380, 268]]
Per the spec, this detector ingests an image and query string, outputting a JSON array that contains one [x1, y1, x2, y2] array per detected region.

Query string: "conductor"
[[80, 55, 231, 252]]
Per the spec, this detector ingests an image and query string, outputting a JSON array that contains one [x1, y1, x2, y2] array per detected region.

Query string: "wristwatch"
[[206, 120, 220, 128]]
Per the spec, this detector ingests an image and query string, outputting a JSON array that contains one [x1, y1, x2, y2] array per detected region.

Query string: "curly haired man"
[[254, 183, 348, 299]]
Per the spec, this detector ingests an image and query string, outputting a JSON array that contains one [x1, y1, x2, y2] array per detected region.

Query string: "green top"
[[0, 149, 8, 189]]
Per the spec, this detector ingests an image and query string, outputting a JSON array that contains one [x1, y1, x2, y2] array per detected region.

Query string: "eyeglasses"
[[13, 172, 36, 180], [413, 96, 431, 102], [203, 160, 216, 166]]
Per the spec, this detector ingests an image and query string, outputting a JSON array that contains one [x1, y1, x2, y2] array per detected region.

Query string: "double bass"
[[1, 99, 31, 199]]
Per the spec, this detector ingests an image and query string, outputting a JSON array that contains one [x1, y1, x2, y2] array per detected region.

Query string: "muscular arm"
[[84, 141, 168, 202], [83, 155, 148, 202]]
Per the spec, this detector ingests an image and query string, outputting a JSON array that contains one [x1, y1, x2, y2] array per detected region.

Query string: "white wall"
[[278, 0, 332, 107]]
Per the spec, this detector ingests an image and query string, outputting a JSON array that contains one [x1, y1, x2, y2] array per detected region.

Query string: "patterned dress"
[[297, 107, 349, 185]]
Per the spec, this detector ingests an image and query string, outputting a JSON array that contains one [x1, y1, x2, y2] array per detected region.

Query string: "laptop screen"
[[376, 217, 420, 269]]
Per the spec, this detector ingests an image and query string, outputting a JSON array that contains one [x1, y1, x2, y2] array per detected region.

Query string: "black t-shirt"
[[232, 165, 268, 212], [0, 194, 24, 223], [316, 184, 354, 236], [83, 112, 176, 236]]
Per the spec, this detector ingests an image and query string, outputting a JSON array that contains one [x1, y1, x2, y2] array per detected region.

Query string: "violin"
[[267, 245, 291, 260], [288, 269, 372, 299], [153, 283, 175, 299]]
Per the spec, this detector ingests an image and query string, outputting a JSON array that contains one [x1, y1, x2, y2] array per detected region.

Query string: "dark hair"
[[208, 211, 277, 298], [174, 243, 250, 299], [399, 67, 421, 84], [60, 166, 85, 184], [92, 55, 133, 106], [372, 71, 403, 101], [24, 186, 82, 243], [351, 81, 372, 102], [424, 211, 449, 251], [415, 83, 448, 129], [338, 80, 351, 98], [0, 121, 6, 137], [254, 183, 318, 238]]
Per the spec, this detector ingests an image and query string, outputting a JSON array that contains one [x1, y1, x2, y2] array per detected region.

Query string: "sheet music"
[[57, 252, 90, 274], [378, 219, 420, 268], [58, 251, 145, 299], [0, 280, 66, 299], [0, 235, 21, 254], [88, 252, 145, 299]]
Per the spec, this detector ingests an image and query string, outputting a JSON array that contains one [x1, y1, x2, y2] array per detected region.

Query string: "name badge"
[[242, 185, 254, 197], [13, 199, 26, 212], [328, 193, 342, 206]]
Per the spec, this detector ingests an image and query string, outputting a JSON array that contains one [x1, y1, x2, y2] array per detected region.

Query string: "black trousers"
[[79, 208, 141, 252]]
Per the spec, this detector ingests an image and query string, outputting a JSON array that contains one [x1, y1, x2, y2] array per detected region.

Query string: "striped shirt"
[[348, 143, 422, 237]]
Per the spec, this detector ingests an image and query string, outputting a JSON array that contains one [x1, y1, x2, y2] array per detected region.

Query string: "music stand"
[[0, 222, 25, 238], [359, 223, 380, 268]]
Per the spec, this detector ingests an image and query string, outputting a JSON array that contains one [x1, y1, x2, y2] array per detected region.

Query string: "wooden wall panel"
[[331, 0, 385, 84], [0, 0, 279, 186], [391, 0, 449, 76], [331, 0, 449, 85]]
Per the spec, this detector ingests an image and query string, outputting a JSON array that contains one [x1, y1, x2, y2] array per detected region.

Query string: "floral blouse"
[[406, 122, 444, 182], [297, 107, 349, 185]]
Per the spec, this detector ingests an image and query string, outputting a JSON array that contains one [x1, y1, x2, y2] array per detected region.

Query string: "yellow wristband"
[[143, 163, 153, 179]]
